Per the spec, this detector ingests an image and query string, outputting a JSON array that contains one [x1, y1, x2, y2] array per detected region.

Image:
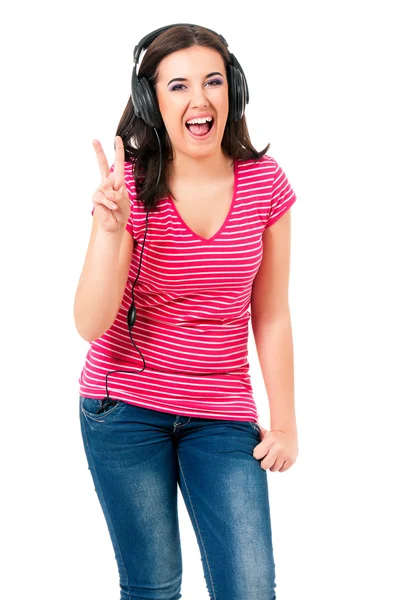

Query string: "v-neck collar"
[[167, 159, 238, 244]]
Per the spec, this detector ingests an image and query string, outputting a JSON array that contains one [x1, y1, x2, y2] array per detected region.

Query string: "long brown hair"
[[115, 24, 271, 212]]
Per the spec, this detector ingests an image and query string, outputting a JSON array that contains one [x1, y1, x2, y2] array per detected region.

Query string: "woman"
[[74, 23, 298, 600]]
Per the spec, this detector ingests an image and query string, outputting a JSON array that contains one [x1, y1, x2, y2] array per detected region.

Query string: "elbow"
[[74, 321, 97, 343], [73, 307, 110, 343], [74, 317, 114, 343], [74, 324, 107, 343]]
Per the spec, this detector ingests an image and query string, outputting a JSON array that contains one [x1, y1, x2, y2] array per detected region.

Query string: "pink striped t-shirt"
[[78, 154, 297, 422]]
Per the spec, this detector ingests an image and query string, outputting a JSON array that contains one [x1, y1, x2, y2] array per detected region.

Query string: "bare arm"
[[73, 215, 133, 341], [73, 136, 133, 342], [251, 210, 297, 433]]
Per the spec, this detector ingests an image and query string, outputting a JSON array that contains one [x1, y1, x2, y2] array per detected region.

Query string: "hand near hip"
[[253, 424, 298, 472]]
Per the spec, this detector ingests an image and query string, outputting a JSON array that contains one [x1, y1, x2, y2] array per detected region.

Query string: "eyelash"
[[170, 79, 223, 91]]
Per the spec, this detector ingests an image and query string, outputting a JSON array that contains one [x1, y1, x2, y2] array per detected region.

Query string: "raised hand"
[[91, 136, 131, 233]]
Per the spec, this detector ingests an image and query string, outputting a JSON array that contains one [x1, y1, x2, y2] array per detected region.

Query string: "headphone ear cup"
[[228, 63, 246, 122], [131, 66, 164, 129], [227, 63, 237, 122], [139, 77, 164, 129], [227, 53, 249, 122]]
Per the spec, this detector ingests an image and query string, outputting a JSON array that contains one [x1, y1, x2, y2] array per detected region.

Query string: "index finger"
[[92, 139, 110, 181], [113, 136, 125, 189]]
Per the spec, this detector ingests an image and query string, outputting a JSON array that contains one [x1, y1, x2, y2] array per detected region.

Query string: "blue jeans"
[[79, 395, 277, 600]]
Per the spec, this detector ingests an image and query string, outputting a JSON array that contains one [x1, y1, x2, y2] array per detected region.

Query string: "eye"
[[170, 79, 223, 91]]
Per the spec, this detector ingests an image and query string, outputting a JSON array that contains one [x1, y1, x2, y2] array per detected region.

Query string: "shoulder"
[[236, 155, 280, 186], [236, 155, 294, 191], [236, 154, 279, 175]]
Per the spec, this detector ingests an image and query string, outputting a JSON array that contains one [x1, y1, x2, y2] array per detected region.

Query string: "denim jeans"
[[79, 395, 277, 600]]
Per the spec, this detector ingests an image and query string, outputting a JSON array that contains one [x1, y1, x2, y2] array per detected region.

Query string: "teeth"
[[186, 116, 213, 125]]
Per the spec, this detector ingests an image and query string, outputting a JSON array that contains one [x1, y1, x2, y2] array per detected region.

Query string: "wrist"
[[271, 422, 297, 435], [97, 225, 126, 239]]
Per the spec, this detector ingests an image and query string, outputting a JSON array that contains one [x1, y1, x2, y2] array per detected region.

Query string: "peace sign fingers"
[[91, 136, 131, 234], [92, 139, 110, 182], [113, 136, 125, 190]]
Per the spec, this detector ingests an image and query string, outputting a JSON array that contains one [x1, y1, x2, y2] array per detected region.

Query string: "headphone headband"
[[133, 23, 228, 66]]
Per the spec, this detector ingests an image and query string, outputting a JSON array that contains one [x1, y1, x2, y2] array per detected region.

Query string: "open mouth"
[[185, 118, 215, 138]]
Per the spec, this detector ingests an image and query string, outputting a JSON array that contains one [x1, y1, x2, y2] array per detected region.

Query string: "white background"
[[1, 1, 397, 598]]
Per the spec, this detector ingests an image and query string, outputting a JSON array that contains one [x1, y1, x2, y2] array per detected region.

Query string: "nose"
[[190, 84, 210, 108]]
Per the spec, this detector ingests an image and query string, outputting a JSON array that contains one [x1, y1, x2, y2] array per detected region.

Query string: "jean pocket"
[[80, 396, 122, 421]]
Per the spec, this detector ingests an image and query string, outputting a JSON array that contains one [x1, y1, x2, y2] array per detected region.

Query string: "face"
[[153, 46, 229, 160]]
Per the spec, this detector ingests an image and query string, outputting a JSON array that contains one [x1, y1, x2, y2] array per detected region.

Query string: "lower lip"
[[185, 121, 215, 140]]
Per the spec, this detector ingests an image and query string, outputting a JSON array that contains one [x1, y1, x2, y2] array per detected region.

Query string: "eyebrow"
[[167, 72, 224, 86]]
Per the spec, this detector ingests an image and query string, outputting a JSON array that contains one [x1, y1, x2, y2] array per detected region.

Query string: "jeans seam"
[[176, 447, 216, 600], [80, 401, 91, 450], [80, 411, 132, 598]]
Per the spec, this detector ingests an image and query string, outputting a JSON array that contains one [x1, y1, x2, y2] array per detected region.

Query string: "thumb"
[[259, 424, 268, 439]]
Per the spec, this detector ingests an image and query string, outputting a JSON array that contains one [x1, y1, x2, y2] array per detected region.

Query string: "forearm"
[[251, 311, 297, 433], [74, 226, 124, 342]]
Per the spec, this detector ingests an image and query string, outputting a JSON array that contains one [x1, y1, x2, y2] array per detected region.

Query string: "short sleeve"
[[266, 161, 297, 227], [91, 161, 134, 237]]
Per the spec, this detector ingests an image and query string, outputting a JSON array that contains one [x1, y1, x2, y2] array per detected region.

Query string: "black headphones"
[[99, 23, 249, 410]]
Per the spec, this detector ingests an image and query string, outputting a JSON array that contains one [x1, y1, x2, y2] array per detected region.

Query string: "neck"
[[168, 150, 234, 183]]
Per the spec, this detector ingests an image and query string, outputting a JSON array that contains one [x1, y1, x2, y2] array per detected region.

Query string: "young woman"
[[74, 23, 298, 600]]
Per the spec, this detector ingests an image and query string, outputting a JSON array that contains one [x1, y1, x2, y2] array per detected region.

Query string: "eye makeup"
[[169, 79, 223, 92]]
